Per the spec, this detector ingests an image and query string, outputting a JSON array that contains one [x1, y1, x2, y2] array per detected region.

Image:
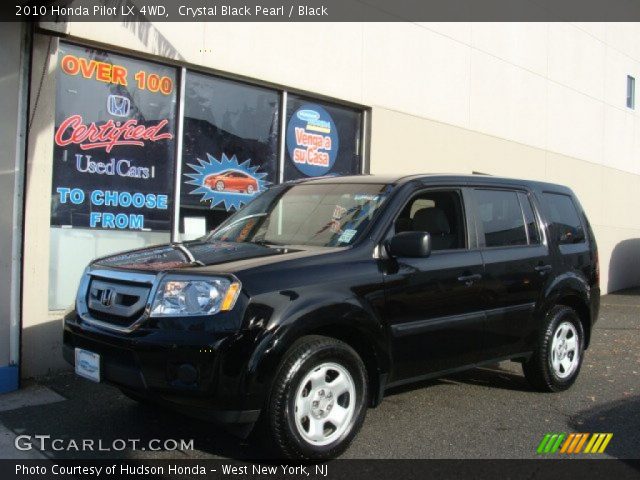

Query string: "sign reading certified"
[[286, 104, 339, 177]]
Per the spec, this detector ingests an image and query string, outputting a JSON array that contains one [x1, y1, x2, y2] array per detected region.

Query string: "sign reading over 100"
[[59, 53, 174, 95]]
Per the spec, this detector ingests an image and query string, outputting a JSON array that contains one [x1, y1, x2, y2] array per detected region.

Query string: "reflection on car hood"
[[92, 240, 284, 272]]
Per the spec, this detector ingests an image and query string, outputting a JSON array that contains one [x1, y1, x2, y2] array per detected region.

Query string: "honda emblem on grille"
[[100, 288, 115, 307]]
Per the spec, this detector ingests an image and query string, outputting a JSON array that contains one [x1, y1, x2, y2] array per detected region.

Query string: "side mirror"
[[387, 231, 432, 258]]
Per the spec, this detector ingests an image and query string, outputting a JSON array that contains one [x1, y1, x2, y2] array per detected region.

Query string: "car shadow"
[[445, 364, 533, 392], [384, 363, 533, 397], [568, 395, 640, 462], [607, 239, 640, 294], [0, 372, 274, 461]]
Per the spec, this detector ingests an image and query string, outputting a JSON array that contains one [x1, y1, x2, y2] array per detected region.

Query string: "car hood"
[[91, 240, 338, 274]]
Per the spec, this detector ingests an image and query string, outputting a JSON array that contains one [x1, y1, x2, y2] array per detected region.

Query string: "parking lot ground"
[[0, 289, 638, 460]]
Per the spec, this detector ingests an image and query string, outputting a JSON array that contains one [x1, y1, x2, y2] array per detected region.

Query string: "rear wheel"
[[215, 180, 225, 191], [266, 336, 368, 459], [523, 305, 584, 392]]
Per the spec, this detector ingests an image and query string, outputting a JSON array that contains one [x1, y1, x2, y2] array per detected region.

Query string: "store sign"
[[184, 153, 268, 211], [286, 104, 339, 177], [51, 44, 177, 231], [54, 115, 173, 152]]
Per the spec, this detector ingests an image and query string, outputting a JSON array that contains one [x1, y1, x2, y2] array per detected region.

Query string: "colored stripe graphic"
[[537, 433, 565, 454], [560, 433, 575, 453], [540, 433, 613, 455], [585, 433, 613, 453], [574, 433, 589, 453], [537, 434, 552, 454]]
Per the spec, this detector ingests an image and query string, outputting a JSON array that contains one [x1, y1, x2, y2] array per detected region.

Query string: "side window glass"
[[393, 190, 466, 251], [518, 192, 541, 244], [542, 193, 586, 244], [475, 189, 527, 247]]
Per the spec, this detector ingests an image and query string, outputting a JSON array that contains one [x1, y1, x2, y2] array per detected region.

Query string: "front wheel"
[[523, 305, 584, 392], [266, 336, 368, 459]]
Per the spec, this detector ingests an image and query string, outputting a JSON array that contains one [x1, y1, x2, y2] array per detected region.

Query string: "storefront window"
[[179, 72, 280, 240], [284, 94, 362, 181], [46, 42, 366, 309], [49, 42, 177, 309]]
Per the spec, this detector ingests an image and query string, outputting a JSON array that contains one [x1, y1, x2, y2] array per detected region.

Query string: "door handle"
[[535, 264, 552, 273], [457, 274, 482, 284]]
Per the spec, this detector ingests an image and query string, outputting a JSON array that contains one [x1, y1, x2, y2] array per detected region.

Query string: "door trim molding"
[[391, 302, 536, 338]]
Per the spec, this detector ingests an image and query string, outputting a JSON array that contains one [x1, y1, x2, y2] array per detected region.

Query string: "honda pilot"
[[63, 174, 600, 459]]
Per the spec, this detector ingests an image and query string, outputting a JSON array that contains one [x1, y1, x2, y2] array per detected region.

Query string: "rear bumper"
[[63, 311, 261, 425]]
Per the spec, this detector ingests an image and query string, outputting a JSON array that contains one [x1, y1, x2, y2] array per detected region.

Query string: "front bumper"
[[63, 310, 260, 425]]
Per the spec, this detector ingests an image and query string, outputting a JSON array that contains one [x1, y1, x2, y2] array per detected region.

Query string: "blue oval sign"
[[296, 109, 321, 122], [286, 104, 339, 177]]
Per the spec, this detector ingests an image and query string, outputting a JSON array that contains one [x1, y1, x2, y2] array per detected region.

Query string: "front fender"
[[239, 291, 390, 410]]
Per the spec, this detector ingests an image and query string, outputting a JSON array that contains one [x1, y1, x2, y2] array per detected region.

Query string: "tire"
[[215, 180, 225, 191], [265, 335, 368, 460], [247, 185, 255, 194], [523, 305, 585, 392]]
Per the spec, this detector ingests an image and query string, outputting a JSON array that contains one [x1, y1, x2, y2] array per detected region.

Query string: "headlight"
[[150, 277, 241, 317]]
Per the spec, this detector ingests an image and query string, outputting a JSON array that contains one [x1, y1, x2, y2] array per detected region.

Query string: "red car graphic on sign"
[[204, 170, 259, 194]]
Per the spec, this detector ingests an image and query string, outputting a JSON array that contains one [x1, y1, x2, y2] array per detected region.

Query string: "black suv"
[[63, 174, 600, 459]]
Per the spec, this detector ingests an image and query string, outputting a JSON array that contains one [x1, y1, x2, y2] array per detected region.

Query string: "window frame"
[[281, 92, 365, 183], [517, 191, 542, 246], [471, 187, 544, 250], [51, 40, 182, 234], [171, 67, 369, 242], [383, 186, 474, 253], [541, 191, 587, 246]]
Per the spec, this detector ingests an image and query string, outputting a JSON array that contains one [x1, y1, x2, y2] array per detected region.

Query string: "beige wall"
[[369, 107, 640, 294], [22, 21, 640, 376]]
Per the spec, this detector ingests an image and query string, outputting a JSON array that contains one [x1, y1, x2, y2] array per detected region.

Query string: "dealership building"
[[1, 20, 639, 391]]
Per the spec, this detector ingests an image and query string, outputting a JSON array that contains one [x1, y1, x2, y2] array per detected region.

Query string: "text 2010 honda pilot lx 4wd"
[[63, 174, 600, 459]]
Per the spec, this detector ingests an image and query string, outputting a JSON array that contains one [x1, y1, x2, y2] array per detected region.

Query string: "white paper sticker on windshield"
[[338, 229, 357, 244], [354, 194, 380, 202]]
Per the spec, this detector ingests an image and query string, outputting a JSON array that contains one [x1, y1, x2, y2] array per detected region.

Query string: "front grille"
[[86, 276, 152, 328], [87, 307, 147, 327]]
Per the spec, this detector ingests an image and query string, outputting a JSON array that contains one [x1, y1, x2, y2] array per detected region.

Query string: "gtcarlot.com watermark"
[[15, 435, 194, 452]]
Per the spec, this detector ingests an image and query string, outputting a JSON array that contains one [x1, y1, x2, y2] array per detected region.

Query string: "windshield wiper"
[[251, 239, 286, 247]]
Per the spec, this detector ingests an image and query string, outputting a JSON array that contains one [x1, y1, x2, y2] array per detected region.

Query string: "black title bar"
[[6, 0, 640, 22], [4, 459, 640, 480]]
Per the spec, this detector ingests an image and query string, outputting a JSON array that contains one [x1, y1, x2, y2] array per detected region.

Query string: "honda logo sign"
[[106, 94, 131, 117]]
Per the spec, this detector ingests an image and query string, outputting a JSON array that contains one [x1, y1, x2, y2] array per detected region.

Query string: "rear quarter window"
[[542, 193, 586, 245]]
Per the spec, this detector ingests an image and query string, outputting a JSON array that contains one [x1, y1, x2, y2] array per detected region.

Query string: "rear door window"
[[475, 189, 528, 247], [542, 193, 586, 244]]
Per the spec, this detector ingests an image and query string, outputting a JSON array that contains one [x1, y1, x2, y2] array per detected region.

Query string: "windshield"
[[208, 183, 392, 247]]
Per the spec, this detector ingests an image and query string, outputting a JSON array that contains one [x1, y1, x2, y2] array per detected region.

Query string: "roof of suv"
[[296, 173, 572, 193]]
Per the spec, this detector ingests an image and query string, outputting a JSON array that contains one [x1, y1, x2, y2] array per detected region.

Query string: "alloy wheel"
[[293, 362, 356, 446]]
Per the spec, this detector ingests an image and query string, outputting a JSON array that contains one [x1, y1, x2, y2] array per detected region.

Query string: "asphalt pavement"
[[1, 289, 638, 460]]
